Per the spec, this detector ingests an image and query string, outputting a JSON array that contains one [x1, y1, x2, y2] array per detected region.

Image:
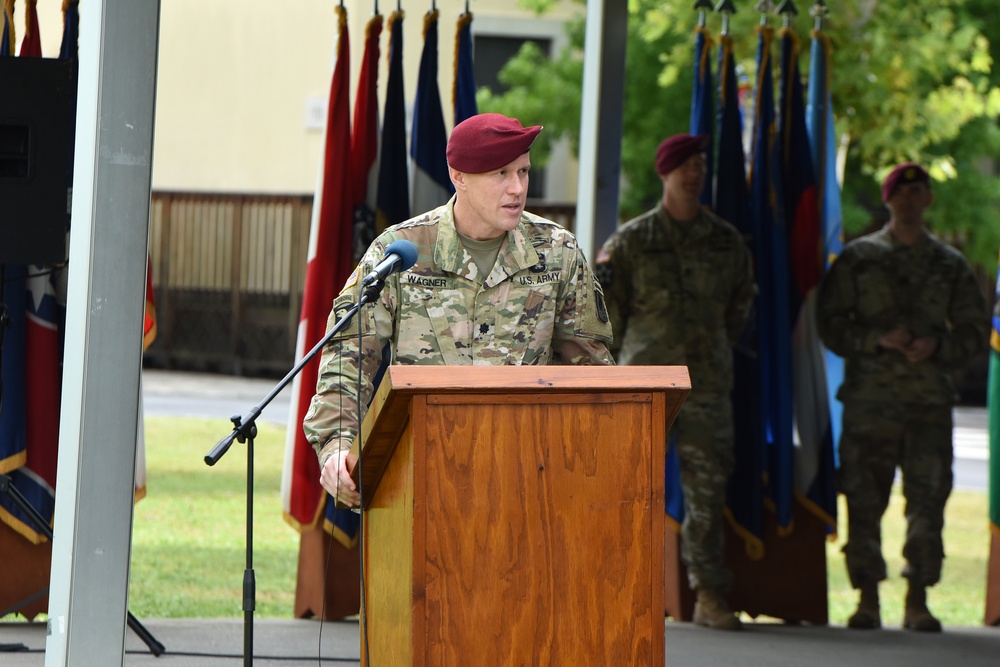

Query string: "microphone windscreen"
[[384, 239, 419, 272]]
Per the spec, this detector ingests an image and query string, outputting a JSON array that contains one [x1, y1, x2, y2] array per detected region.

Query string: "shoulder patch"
[[341, 267, 360, 292]]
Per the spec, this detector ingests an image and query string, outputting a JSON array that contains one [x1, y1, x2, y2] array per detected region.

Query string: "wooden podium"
[[350, 365, 690, 666]]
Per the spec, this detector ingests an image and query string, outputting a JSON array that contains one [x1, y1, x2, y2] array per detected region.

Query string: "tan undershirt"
[[457, 231, 506, 282]]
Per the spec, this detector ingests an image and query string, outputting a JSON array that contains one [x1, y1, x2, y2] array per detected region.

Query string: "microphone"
[[361, 239, 419, 286]]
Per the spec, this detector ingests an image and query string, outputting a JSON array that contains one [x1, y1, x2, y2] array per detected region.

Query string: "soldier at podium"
[[304, 112, 615, 508], [594, 133, 757, 630]]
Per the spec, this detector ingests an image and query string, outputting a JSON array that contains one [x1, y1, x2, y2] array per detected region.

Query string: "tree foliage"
[[477, 0, 1000, 276]]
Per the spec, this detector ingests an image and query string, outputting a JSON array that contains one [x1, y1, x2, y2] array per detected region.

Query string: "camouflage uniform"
[[595, 205, 756, 592], [304, 197, 615, 467], [817, 225, 989, 589]]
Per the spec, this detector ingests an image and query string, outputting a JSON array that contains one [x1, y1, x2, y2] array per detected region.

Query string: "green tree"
[[478, 0, 1000, 276]]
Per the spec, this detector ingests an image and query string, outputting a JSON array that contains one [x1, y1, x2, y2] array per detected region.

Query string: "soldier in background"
[[817, 162, 989, 632], [595, 134, 757, 630], [305, 113, 614, 508]]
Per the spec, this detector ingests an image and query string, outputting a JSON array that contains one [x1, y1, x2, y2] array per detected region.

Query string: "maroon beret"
[[882, 162, 930, 202], [446, 113, 543, 173], [655, 133, 709, 176]]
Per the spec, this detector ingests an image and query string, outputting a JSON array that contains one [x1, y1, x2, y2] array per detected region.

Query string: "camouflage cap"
[[446, 113, 542, 173], [655, 133, 709, 176], [882, 162, 930, 202]]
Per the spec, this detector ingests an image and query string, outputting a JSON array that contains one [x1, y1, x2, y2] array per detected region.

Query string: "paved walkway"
[[2, 616, 1000, 666]]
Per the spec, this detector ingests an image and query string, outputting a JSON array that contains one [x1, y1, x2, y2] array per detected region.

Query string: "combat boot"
[[693, 589, 742, 631], [903, 585, 942, 633], [846, 583, 881, 629]]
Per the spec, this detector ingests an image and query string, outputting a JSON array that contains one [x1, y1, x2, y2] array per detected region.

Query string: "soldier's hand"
[[320, 449, 360, 508], [878, 326, 912, 351], [901, 335, 939, 363]]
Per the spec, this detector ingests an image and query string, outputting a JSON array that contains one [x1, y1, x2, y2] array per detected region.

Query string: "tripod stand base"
[[0, 521, 51, 620]]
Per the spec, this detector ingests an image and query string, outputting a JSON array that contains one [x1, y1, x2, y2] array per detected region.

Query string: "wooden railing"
[[145, 191, 577, 376]]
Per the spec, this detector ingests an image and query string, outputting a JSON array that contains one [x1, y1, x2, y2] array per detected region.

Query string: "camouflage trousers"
[[673, 392, 735, 593], [838, 400, 953, 589]]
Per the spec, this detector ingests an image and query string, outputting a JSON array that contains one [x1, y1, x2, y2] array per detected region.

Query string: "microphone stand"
[[203, 276, 388, 667]]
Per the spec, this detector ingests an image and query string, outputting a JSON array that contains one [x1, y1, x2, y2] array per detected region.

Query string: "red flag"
[[349, 14, 383, 263], [19, 0, 42, 57], [282, 5, 353, 531]]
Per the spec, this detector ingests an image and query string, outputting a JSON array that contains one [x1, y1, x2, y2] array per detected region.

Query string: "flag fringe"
[[0, 451, 28, 476], [793, 491, 838, 541], [723, 506, 766, 561], [282, 492, 328, 535], [324, 514, 360, 550], [0, 506, 49, 545]]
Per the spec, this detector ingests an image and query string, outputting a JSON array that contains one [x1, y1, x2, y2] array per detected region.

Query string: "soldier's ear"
[[450, 167, 466, 191]]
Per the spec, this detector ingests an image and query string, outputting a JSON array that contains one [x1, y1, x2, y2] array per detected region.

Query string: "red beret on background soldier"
[[881, 162, 931, 203], [594, 132, 757, 631]]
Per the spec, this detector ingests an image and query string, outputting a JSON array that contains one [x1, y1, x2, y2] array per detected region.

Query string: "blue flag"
[[411, 9, 453, 214], [716, 33, 765, 559], [806, 30, 845, 464], [376, 10, 410, 232], [454, 10, 478, 126], [665, 23, 720, 530], [778, 27, 837, 531], [988, 252, 999, 533], [689, 25, 715, 206], [749, 26, 794, 532], [59, 0, 79, 60], [1, 4, 12, 56]]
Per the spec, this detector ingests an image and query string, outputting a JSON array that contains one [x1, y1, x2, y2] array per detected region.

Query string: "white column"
[[45, 1, 161, 664], [575, 0, 628, 258]]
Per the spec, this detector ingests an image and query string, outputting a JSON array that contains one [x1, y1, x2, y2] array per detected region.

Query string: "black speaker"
[[0, 56, 76, 265]]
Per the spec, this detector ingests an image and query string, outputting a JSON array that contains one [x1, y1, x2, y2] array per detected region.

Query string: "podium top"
[[373, 364, 691, 394]]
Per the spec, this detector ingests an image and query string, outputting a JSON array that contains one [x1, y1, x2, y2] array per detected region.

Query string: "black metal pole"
[[243, 424, 256, 667]]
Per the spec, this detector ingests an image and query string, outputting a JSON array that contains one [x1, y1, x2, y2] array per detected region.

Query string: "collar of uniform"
[[656, 204, 710, 241], [434, 196, 540, 283], [877, 222, 932, 252]]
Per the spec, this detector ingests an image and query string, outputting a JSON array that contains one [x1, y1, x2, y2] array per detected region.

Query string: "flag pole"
[[755, 0, 773, 26], [810, 0, 827, 31], [776, 0, 798, 26], [694, 0, 713, 27], [714, 0, 736, 36]]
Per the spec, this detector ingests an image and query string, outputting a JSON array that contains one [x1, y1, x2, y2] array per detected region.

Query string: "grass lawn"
[[825, 487, 990, 628], [129, 416, 300, 618], [129, 416, 992, 627]]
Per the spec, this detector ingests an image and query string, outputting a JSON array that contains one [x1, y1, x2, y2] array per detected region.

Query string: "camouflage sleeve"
[[726, 236, 757, 346], [816, 250, 883, 356], [594, 233, 629, 358], [935, 257, 989, 365], [552, 245, 615, 365], [302, 244, 396, 469]]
